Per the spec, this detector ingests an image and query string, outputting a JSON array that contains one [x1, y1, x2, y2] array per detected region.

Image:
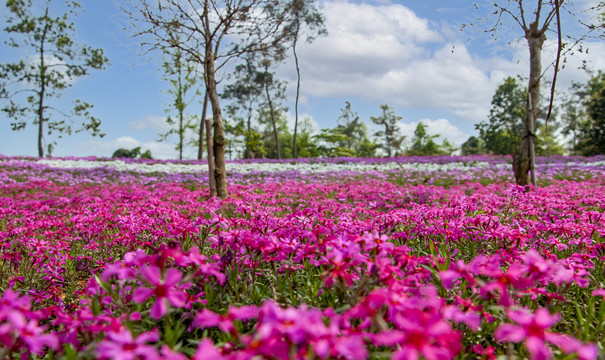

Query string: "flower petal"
[[164, 268, 183, 286], [141, 265, 162, 285], [132, 288, 154, 303], [150, 299, 167, 319], [526, 336, 552, 360], [494, 324, 525, 343], [193, 339, 223, 360]]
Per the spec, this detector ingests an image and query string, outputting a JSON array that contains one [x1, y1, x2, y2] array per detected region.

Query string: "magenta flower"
[[133, 266, 187, 319], [0, 311, 59, 355], [495, 307, 597, 360], [193, 305, 259, 339], [592, 288, 605, 298], [0, 289, 58, 355], [193, 338, 225, 360], [96, 329, 161, 360], [373, 307, 461, 360]]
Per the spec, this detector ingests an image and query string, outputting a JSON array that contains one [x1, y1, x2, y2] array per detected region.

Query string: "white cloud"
[[278, 1, 605, 126], [128, 115, 171, 132], [74, 136, 177, 159], [399, 118, 471, 147], [285, 111, 320, 134], [277, 2, 499, 122]]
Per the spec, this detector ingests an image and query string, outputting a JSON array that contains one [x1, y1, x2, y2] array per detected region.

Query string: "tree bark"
[[198, 91, 208, 160], [292, 17, 301, 159], [205, 115, 216, 197], [205, 45, 227, 198], [177, 74, 184, 160], [202, 90, 217, 197], [37, 8, 50, 158], [265, 71, 281, 160], [38, 66, 45, 158], [514, 22, 545, 186]]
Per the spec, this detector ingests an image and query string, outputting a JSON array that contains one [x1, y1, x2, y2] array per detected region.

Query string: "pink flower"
[[96, 329, 161, 360], [133, 266, 187, 319], [193, 305, 259, 333], [0, 311, 59, 355], [592, 288, 605, 298], [472, 344, 496, 360], [0, 289, 58, 355], [373, 307, 461, 360], [192, 338, 225, 360], [495, 307, 597, 360]]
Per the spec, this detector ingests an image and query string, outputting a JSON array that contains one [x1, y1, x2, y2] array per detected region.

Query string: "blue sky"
[[1, 0, 603, 159]]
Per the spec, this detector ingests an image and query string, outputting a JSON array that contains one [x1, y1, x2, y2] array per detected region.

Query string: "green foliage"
[[476, 77, 526, 156], [315, 101, 376, 157], [561, 81, 591, 155], [112, 147, 152, 159], [535, 127, 565, 156], [370, 104, 405, 157], [583, 72, 605, 155], [294, 116, 320, 158], [461, 136, 486, 155], [561, 72, 605, 156], [0, 0, 109, 157], [477, 76, 564, 157], [258, 107, 290, 159], [407, 122, 452, 156]]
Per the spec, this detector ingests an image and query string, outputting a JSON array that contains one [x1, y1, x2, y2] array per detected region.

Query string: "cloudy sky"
[[1, 0, 603, 159]]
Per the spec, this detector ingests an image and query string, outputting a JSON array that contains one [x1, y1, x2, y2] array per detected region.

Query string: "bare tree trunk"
[[514, 22, 545, 186], [244, 101, 253, 159], [198, 91, 208, 160], [264, 67, 281, 159], [38, 82, 45, 158], [38, 14, 49, 158], [292, 18, 301, 159], [205, 115, 216, 197], [205, 47, 227, 198], [202, 90, 217, 196]]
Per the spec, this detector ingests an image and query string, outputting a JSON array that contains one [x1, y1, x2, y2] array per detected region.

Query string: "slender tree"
[[260, 59, 287, 159], [222, 56, 264, 159], [1, 0, 109, 157], [286, 0, 326, 158], [370, 104, 405, 157], [159, 46, 199, 160], [407, 122, 443, 156], [123, 0, 298, 198]]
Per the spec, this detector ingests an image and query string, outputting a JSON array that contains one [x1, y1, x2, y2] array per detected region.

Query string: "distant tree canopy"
[[112, 147, 153, 159], [371, 104, 405, 157], [461, 136, 486, 155], [562, 72, 605, 156], [315, 101, 376, 157]]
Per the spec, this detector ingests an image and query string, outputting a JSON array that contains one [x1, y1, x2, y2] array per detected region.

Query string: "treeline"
[[217, 101, 456, 160], [151, 71, 605, 161]]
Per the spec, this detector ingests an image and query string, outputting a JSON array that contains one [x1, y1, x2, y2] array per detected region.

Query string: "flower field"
[[1, 155, 605, 360]]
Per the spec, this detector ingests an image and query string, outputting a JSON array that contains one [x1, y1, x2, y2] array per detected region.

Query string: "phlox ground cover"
[[0, 155, 605, 359]]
